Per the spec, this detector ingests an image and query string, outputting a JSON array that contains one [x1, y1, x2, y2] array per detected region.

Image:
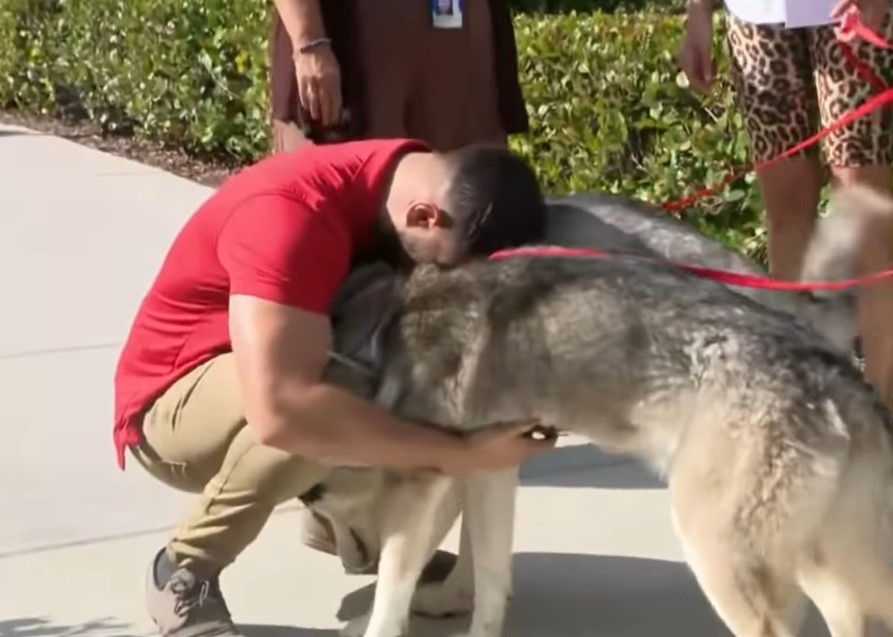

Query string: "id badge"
[[430, 0, 463, 29]]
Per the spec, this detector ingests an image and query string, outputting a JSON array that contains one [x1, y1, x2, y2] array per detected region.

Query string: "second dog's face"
[[305, 468, 391, 573]]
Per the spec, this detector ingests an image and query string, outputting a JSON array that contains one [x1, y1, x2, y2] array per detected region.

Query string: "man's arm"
[[230, 294, 480, 472]]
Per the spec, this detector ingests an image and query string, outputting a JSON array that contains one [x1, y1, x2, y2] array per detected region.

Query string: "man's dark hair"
[[442, 145, 547, 257]]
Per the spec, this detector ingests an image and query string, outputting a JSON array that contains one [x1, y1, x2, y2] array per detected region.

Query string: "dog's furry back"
[[383, 256, 876, 438]]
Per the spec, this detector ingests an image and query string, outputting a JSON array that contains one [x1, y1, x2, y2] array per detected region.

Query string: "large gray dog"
[[307, 186, 890, 637]]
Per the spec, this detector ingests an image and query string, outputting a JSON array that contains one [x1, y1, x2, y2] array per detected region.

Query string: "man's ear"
[[405, 202, 442, 229]]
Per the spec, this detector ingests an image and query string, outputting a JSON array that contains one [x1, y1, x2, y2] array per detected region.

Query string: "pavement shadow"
[[0, 618, 339, 637], [0, 129, 36, 138], [241, 625, 339, 637], [519, 444, 665, 490], [0, 616, 135, 637], [335, 552, 836, 637]]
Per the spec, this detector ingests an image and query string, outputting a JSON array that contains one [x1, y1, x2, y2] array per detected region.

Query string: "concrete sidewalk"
[[0, 123, 836, 637]]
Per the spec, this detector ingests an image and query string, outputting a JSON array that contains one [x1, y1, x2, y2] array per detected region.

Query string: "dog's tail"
[[798, 184, 893, 354]]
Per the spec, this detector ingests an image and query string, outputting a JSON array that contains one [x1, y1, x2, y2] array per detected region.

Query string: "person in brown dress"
[[268, 0, 529, 152]]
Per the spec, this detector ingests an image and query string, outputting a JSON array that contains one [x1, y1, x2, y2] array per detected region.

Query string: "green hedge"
[[0, 0, 768, 259]]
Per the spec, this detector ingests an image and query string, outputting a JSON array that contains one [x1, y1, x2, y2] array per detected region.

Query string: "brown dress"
[[268, 0, 529, 152]]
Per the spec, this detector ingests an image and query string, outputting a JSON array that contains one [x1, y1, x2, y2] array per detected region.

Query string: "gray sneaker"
[[145, 553, 243, 637]]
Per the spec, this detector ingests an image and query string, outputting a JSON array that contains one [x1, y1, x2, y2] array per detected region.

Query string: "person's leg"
[[272, 119, 312, 153], [725, 15, 824, 280], [811, 10, 893, 403], [130, 353, 331, 636]]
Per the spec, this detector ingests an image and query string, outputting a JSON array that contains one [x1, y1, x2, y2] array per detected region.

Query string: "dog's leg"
[[411, 481, 476, 617], [676, 536, 800, 637], [453, 468, 519, 637], [670, 505, 801, 637], [794, 481, 893, 637], [796, 563, 865, 637], [341, 474, 454, 637]]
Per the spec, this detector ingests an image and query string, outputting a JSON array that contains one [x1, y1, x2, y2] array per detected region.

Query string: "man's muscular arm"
[[229, 297, 552, 474]]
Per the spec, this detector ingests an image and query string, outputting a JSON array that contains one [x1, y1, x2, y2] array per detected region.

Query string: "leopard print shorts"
[[726, 9, 893, 167]]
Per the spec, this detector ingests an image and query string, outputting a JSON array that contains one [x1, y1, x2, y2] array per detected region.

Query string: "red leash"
[[662, 12, 893, 213], [488, 245, 893, 293]]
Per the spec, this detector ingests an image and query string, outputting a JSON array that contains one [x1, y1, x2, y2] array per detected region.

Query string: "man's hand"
[[677, 0, 717, 94], [440, 421, 558, 476], [831, 0, 889, 38], [295, 44, 343, 128]]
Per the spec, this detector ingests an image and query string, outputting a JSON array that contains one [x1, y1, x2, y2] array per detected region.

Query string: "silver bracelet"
[[296, 37, 332, 55]]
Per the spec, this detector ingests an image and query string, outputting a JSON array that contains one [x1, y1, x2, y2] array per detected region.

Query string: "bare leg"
[[341, 474, 453, 637], [758, 157, 824, 280], [271, 119, 312, 153]]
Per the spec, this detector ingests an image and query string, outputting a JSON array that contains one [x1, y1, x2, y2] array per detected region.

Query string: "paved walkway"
[[0, 123, 840, 637]]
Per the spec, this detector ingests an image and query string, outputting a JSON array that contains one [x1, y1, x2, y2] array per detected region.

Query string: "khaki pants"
[[130, 353, 331, 571]]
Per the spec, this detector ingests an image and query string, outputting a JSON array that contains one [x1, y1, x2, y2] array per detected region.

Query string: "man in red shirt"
[[114, 138, 553, 636]]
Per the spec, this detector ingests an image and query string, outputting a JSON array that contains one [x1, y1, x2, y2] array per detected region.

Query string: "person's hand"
[[443, 421, 558, 475], [677, 1, 717, 93], [294, 43, 343, 128], [831, 0, 888, 39]]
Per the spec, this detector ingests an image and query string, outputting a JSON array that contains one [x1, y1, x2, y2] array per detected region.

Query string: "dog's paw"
[[340, 613, 370, 637], [411, 581, 474, 617]]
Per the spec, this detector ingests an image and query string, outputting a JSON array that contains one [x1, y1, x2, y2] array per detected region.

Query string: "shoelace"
[[171, 577, 219, 619]]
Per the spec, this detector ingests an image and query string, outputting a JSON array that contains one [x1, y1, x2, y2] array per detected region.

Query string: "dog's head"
[[301, 467, 393, 573]]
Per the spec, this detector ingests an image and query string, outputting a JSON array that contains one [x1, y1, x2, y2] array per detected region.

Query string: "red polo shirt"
[[113, 138, 428, 469]]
